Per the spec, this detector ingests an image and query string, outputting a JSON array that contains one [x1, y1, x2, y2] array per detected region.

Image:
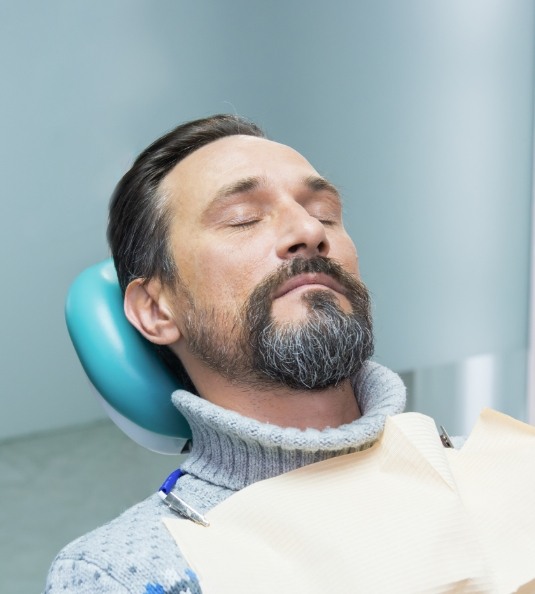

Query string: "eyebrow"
[[202, 174, 341, 221], [302, 175, 341, 201], [212, 176, 267, 205]]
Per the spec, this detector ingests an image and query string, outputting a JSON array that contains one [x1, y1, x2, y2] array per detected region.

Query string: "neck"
[[174, 333, 363, 428], [172, 361, 407, 491], [193, 372, 361, 429]]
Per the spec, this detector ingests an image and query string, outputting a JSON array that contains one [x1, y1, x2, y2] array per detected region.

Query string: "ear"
[[124, 278, 181, 345]]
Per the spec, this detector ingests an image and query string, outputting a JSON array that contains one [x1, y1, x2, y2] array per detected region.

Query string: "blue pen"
[[158, 469, 210, 527]]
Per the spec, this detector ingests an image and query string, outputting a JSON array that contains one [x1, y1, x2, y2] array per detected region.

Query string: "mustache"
[[248, 256, 363, 303]]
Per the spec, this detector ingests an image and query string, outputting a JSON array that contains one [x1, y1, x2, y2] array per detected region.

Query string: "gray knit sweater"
[[44, 361, 406, 593]]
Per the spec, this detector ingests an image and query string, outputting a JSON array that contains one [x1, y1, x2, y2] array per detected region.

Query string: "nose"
[[275, 204, 330, 260]]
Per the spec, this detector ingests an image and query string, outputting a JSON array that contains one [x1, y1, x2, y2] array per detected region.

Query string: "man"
[[45, 115, 406, 593]]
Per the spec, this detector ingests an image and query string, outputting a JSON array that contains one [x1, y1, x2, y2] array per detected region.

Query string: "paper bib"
[[164, 409, 535, 594]]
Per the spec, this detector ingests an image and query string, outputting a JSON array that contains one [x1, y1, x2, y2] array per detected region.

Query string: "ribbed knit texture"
[[44, 361, 405, 594], [177, 361, 405, 490]]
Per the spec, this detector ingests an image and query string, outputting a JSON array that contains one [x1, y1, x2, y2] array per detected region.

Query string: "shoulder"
[[45, 494, 202, 594]]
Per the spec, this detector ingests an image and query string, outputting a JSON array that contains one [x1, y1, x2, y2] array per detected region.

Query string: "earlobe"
[[124, 278, 181, 345]]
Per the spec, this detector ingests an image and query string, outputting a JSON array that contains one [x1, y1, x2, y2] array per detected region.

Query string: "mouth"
[[272, 273, 347, 300]]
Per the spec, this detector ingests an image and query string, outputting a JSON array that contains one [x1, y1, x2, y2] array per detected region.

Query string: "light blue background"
[[1, 1, 533, 439]]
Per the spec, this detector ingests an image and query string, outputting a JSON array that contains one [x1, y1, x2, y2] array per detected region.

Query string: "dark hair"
[[107, 114, 266, 389]]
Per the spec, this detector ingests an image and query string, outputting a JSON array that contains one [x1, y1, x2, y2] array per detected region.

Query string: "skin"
[[125, 135, 363, 430]]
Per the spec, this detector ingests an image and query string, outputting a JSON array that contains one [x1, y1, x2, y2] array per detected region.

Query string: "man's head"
[[108, 115, 373, 397]]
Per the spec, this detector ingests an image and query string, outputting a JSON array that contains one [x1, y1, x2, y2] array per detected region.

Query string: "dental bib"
[[164, 409, 535, 594]]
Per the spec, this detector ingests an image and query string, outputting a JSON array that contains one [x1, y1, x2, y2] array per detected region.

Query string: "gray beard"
[[183, 257, 374, 391], [250, 290, 373, 390]]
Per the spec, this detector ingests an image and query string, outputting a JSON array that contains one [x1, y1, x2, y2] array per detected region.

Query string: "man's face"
[[160, 135, 372, 389]]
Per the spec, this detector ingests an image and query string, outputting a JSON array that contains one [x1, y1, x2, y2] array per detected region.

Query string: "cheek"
[[330, 234, 360, 275], [178, 241, 266, 309]]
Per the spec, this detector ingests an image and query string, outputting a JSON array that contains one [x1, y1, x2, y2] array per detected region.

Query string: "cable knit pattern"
[[44, 362, 405, 593]]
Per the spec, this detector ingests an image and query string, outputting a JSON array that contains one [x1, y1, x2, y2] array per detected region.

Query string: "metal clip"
[[439, 425, 454, 448], [160, 491, 210, 527]]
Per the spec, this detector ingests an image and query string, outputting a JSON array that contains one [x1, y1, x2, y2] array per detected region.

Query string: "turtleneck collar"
[[171, 361, 406, 491]]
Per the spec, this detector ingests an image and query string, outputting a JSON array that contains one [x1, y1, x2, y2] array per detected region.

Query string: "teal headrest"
[[65, 259, 192, 454]]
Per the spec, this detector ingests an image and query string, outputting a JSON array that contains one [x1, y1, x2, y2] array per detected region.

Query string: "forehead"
[[160, 135, 320, 215]]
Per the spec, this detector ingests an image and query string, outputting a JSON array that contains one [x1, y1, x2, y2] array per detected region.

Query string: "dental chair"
[[65, 259, 192, 455]]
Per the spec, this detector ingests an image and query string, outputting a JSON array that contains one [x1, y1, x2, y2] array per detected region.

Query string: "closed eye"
[[306, 202, 342, 228], [227, 218, 260, 229], [311, 211, 341, 227]]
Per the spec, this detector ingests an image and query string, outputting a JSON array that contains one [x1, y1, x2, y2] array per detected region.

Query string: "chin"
[[272, 289, 350, 324]]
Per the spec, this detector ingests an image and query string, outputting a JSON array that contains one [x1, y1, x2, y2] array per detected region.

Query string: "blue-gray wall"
[[1, 1, 533, 439]]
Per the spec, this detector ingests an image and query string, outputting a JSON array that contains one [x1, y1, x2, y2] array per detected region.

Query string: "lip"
[[273, 273, 347, 299]]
